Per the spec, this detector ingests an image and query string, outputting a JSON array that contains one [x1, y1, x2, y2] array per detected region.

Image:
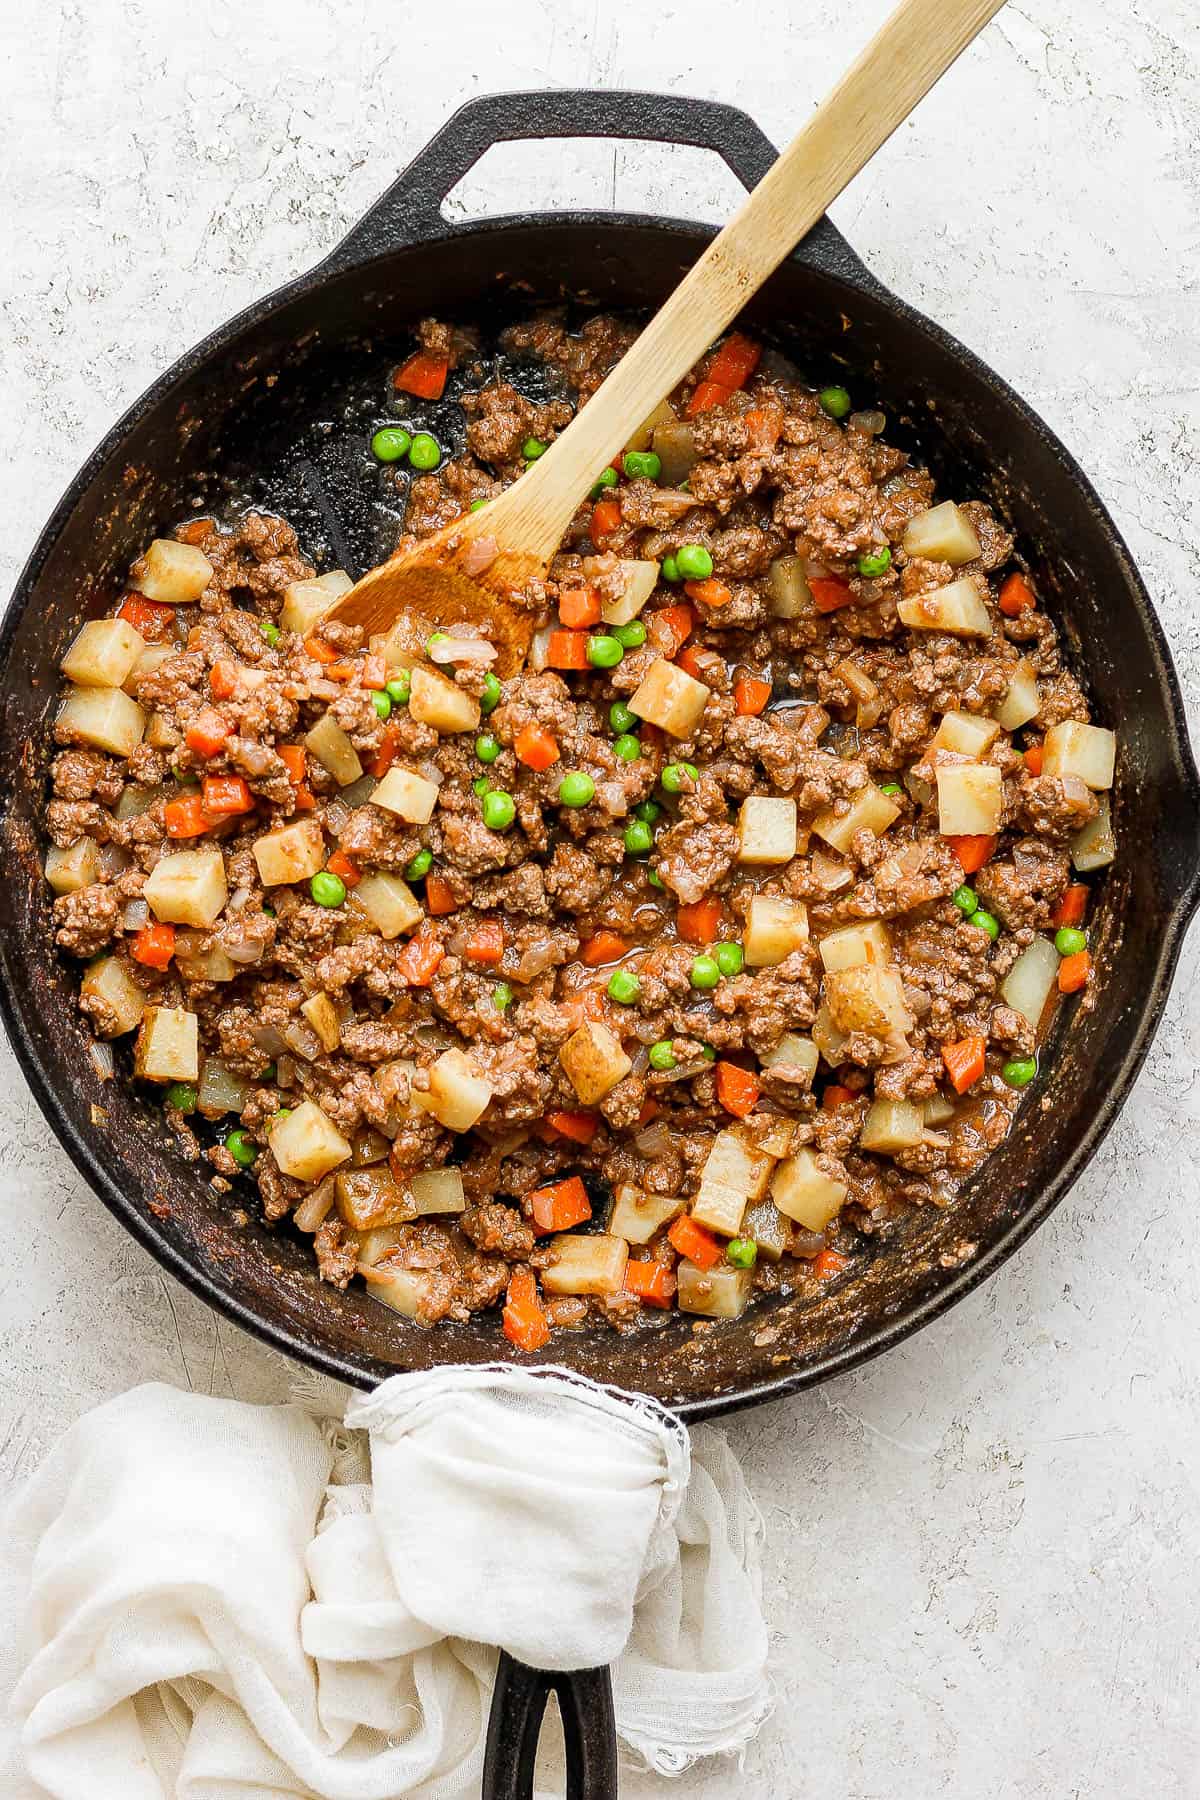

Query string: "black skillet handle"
[[321, 88, 881, 293], [482, 1650, 618, 1800]]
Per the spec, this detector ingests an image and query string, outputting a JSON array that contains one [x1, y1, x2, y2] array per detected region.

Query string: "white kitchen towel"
[[0, 1366, 770, 1798]]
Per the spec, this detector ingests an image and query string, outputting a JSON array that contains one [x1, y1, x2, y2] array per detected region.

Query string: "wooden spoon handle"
[[501, 0, 1006, 561]]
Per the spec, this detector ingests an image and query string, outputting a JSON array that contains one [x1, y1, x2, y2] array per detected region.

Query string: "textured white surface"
[[1, 2, 1198, 1795]]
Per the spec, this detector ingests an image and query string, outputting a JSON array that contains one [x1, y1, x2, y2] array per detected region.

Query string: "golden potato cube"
[[811, 1003, 849, 1067], [134, 1005, 199, 1083], [753, 1116, 797, 1160], [335, 1165, 417, 1230], [930, 711, 1001, 759], [1071, 795, 1115, 872], [936, 763, 1003, 837], [353, 1225, 403, 1266], [542, 1232, 629, 1298], [61, 618, 146, 688], [300, 993, 341, 1052], [270, 1099, 352, 1181], [126, 644, 175, 696], [253, 819, 326, 888], [80, 955, 145, 1037], [743, 894, 808, 966], [408, 665, 481, 734], [736, 796, 797, 867], [995, 658, 1041, 732], [303, 714, 363, 787], [689, 1184, 748, 1239], [692, 1128, 775, 1238], [628, 657, 710, 737], [607, 1184, 683, 1245], [768, 555, 813, 619], [371, 765, 440, 825], [279, 569, 352, 636], [137, 539, 213, 604], [415, 1048, 494, 1132], [859, 1098, 925, 1155], [350, 873, 423, 940], [817, 920, 892, 973], [599, 560, 659, 627], [360, 1262, 437, 1319], [559, 1021, 632, 1105], [676, 1259, 753, 1319], [742, 1198, 790, 1261], [144, 847, 228, 928], [811, 784, 900, 856], [758, 1032, 820, 1085], [45, 838, 100, 895], [771, 1149, 847, 1231], [56, 684, 146, 757], [409, 1168, 467, 1215], [901, 501, 982, 565], [623, 398, 676, 456], [825, 965, 914, 1038], [897, 576, 992, 637], [1042, 721, 1116, 790]]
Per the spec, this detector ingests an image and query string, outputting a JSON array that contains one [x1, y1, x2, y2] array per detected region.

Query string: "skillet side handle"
[[318, 88, 881, 294], [482, 1649, 618, 1800]]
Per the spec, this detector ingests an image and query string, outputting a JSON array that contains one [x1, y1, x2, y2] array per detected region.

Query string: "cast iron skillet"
[[2, 92, 1199, 1798]]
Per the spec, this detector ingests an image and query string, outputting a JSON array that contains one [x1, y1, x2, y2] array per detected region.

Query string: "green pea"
[[475, 733, 501, 764], [715, 941, 744, 977], [819, 385, 852, 419], [469, 497, 489, 512], [522, 436, 547, 461], [482, 789, 515, 831], [310, 871, 347, 908], [386, 673, 411, 706], [587, 634, 624, 669], [661, 555, 681, 583], [699, 1045, 715, 1062], [590, 466, 619, 499], [623, 450, 662, 481], [726, 1237, 758, 1270], [262, 1064, 277, 1082], [480, 672, 503, 715], [969, 909, 1001, 942], [609, 700, 638, 733], [690, 954, 721, 990], [408, 432, 441, 471], [472, 776, 490, 797], [661, 761, 699, 794], [607, 969, 640, 1005], [372, 425, 412, 463], [879, 782, 903, 796], [558, 771, 595, 808], [613, 733, 641, 762], [1002, 1057, 1037, 1089], [270, 1107, 293, 1125], [225, 1128, 258, 1168], [648, 1040, 677, 1071], [857, 547, 892, 578], [372, 690, 392, 720], [405, 848, 433, 881], [165, 1083, 197, 1114], [612, 620, 646, 649], [952, 885, 979, 917], [646, 868, 665, 888], [259, 620, 281, 647], [493, 982, 513, 1011], [624, 819, 654, 857], [426, 631, 450, 656], [1055, 927, 1088, 957], [634, 799, 662, 825], [675, 544, 713, 581]]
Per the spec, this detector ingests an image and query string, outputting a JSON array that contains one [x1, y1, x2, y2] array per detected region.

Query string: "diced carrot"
[[814, 1249, 850, 1281], [675, 644, 709, 682], [464, 918, 504, 966], [424, 874, 459, 917], [949, 834, 997, 875], [293, 784, 317, 812], [636, 1099, 661, 1127], [396, 928, 445, 986], [177, 518, 214, 545], [560, 989, 609, 1031], [999, 572, 1037, 618], [184, 709, 229, 758], [546, 629, 591, 672], [209, 660, 240, 701], [186, 626, 207, 652], [1058, 950, 1091, 994], [277, 745, 307, 785], [327, 661, 357, 683], [706, 331, 761, 392], [580, 930, 629, 967], [325, 849, 361, 889], [676, 898, 723, 945], [1051, 884, 1089, 929], [654, 602, 695, 657], [370, 723, 402, 778], [590, 498, 623, 546], [686, 379, 735, 417], [809, 576, 854, 614], [394, 349, 450, 400], [117, 593, 175, 639], [558, 587, 601, 630], [942, 1034, 987, 1095], [668, 1214, 722, 1270], [130, 922, 176, 970], [744, 405, 783, 451], [1024, 743, 1044, 776], [201, 774, 254, 816], [733, 674, 771, 716], [715, 1061, 761, 1120], [514, 723, 560, 771], [822, 1085, 855, 1111], [304, 636, 338, 665], [360, 654, 387, 690], [546, 1110, 599, 1145], [502, 1266, 551, 1352], [530, 1175, 592, 1236], [623, 1259, 677, 1308], [684, 577, 732, 609], [164, 794, 211, 838]]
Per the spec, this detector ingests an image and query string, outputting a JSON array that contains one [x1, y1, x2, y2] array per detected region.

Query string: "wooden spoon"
[[329, 0, 1007, 671]]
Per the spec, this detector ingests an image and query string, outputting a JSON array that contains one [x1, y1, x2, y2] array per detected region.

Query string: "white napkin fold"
[[0, 1365, 770, 1798]]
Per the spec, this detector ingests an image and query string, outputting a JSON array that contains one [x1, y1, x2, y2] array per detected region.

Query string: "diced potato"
[[767, 555, 812, 619], [371, 765, 440, 825], [144, 848, 228, 928], [415, 1047, 494, 1132], [898, 577, 991, 637], [270, 1099, 352, 1182], [1072, 795, 1115, 872], [173, 932, 236, 982], [628, 658, 710, 738], [753, 1116, 796, 1160], [936, 763, 1003, 837], [45, 838, 100, 895], [300, 993, 341, 1052], [145, 710, 179, 750], [353, 1225, 404, 1268], [196, 1055, 249, 1117], [409, 1168, 467, 1215], [61, 618, 146, 688], [137, 538, 213, 605], [811, 784, 900, 856], [923, 1092, 957, 1126], [253, 819, 326, 888], [736, 796, 797, 867], [80, 955, 145, 1037], [811, 1004, 848, 1067], [692, 1128, 775, 1235], [741, 1198, 789, 1262], [351, 873, 423, 940], [559, 1022, 631, 1105], [134, 1005, 199, 1083], [744, 894, 808, 966], [817, 920, 892, 973], [901, 500, 982, 565], [771, 1149, 847, 1231], [758, 1033, 819, 1086], [676, 1259, 753, 1319], [280, 569, 353, 637], [624, 397, 676, 456], [930, 711, 1001, 759], [303, 715, 363, 787], [608, 1184, 684, 1245], [859, 1098, 925, 1154], [1042, 721, 1116, 791], [125, 644, 175, 697], [825, 965, 914, 1038], [651, 419, 700, 487], [690, 1186, 748, 1238], [995, 658, 1040, 732], [1000, 935, 1059, 1029], [360, 1262, 437, 1320], [335, 1165, 417, 1231], [408, 664, 481, 734], [599, 560, 660, 628], [56, 684, 146, 757], [542, 1232, 629, 1298], [352, 1126, 391, 1166]]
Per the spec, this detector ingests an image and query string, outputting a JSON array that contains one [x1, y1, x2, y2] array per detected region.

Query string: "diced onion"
[[633, 1120, 670, 1157], [323, 799, 352, 840], [850, 410, 887, 436], [293, 1176, 336, 1233], [281, 1019, 324, 1063], [528, 626, 554, 673], [275, 1054, 297, 1090], [1000, 936, 1060, 1030], [227, 885, 252, 913], [98, 843, 131, 877], [460, 537, 499, 578], [88, 1040, 115, 1081], [251, 1025, 285, 1057], [338, 774, 377, 809], [811, 849, 853, 893], [197, 1056, 250, 1116], [429, 632, 497, 665], [122, 898, 149, 931], [417, 760, 445, 786], [224, 937, 267, 965]]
